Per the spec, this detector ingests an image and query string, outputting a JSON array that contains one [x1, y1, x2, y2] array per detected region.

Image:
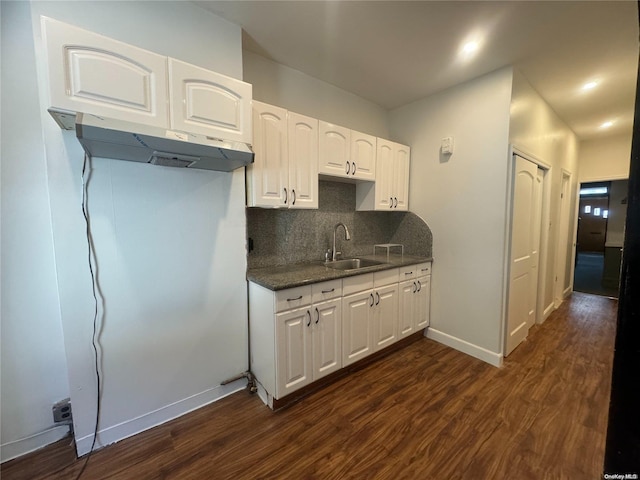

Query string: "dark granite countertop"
[[247, 254, 433, 291]]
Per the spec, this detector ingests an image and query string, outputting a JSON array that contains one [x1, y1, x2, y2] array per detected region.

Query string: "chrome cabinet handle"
[[375, 292, 380, 305], [346, 161, 350, 175], [417, 280, 422, 292], [405, 271, 413, 276], [394, 197, 398, 208], [369, 293, 374, 307], [287, 295, 303, 301], [412, 282, 417, 293], [292, 189, 296, 205], [421, 268, 429, 272], [315, 307, 319, 324], [321, 288, 335, 293], [352, 162, 356, 175], [390, 197, 393, 208], [284, 187, 288, 204], [306, 310, 311, 327]]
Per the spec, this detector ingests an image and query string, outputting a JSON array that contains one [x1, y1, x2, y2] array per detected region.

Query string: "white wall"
[[2, 1, 249, 460], [1, 1, 71, 462], [389, 68, 514, 365], [579, 133, 631, 182], [510, 69, 580, 308], [243, 50, 389, 138]]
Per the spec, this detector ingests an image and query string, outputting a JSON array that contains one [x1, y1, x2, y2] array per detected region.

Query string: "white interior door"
[[506, 155, 538, 356]]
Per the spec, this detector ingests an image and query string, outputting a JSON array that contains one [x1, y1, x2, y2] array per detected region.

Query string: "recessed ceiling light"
[[600, 121, 614, 129], [582, 81, 598, 91], [462, 41, 479, 55]]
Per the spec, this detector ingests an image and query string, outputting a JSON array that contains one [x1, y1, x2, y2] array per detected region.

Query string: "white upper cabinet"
[[43, 17, 251, 143], [288, 112, 319, 209], [168, 59, 252, 143], [356, 139, 410, 211], [394, 143, 411, 211], [247, 101, 288, 208], [247, 102, 318, 209], [319, 122, 351, 177], [350, 131, 376, 181], [43, 16, 168, 128]]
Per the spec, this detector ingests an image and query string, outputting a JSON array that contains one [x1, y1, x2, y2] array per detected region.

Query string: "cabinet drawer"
[[374, 268, 399, 287], [342, 273, 374, 296], [399, 264, 419, 280], [275, 285, 312, 312], [416, 262, 431, 276], [311, 279, 342, 303]]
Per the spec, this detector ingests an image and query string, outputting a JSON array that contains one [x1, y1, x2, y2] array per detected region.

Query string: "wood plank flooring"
[[1, 292, 617, 479]]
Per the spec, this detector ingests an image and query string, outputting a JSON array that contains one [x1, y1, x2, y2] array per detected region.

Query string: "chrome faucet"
[[331, 223, 351, 261]]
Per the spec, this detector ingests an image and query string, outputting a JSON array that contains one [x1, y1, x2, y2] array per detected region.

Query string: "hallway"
[[2, 293, 617, 479]]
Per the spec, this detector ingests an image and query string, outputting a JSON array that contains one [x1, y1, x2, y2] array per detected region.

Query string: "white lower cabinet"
[[249, 262, 430, 407], [398, 263, 431, 339], [342, 290, 374, 367]]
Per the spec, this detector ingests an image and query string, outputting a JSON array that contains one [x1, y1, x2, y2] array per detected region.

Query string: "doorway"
[[573, 180, 628, 298]]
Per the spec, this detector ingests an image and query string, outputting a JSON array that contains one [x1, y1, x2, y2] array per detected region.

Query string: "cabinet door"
[[342, 290, 373, 367], [312, 299, 342, 380], [43, 17, 168, 128], [373, 284, 399, 351], [415, 275, 431, 330], [276, 308, 312, 398], [319, 122, 351, 178], [394, 143, 411, 211], [398, 279, 416, 339], [351, 131, 376, 181], [288, 112, 318, 209], [248, 101, 288, 207], [168, 59, 252, 143], [375, 139, 394, 210]]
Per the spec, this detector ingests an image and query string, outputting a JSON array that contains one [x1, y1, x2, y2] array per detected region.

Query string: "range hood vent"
[[71, 112, 254, 172]]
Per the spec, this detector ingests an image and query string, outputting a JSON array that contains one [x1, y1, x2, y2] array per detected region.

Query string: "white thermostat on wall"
[[441, 136, 454, 155]]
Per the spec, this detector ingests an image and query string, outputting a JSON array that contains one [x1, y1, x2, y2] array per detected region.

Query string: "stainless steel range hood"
[[73, 112, 254, 172]]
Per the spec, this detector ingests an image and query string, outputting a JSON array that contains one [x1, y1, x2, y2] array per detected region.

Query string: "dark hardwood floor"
[[2, 292, 617, 479]]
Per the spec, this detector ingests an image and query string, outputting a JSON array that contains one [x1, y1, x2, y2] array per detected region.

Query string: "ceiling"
[[196, 1, 639, 140]]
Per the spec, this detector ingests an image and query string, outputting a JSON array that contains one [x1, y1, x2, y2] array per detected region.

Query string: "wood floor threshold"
[[271, 330, 426, 410]]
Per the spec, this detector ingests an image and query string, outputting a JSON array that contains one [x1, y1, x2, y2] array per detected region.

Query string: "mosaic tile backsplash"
[[246, 181, 433, 268]]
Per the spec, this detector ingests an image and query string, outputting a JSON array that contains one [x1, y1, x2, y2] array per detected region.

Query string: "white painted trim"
[[426, 328, 503, 367], [0, 425, 70, 463], [75, 379, 246, 456], [512, 146, 552, 170], [540, 302, 555, 324], [563, 286, 573, 298], [580, 174, 629, 183]]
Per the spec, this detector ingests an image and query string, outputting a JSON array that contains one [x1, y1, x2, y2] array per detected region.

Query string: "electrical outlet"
[[52, 398, 73, 425]]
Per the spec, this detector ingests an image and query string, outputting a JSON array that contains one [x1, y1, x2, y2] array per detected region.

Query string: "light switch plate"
[[441, 136, 454, 155]]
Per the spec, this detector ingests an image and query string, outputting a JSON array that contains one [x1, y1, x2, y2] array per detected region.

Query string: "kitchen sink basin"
[[324, 258, 386, 271]]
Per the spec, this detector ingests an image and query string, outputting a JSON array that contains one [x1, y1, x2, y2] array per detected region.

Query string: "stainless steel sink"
[[324, 258, 386, 271]]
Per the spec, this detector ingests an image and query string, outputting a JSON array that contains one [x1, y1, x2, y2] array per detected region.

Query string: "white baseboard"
[[426, 328, 503, 367], [1, 425, 70, 463], [75, 379, 246, 456], [563, 286, 572, 298], [541, 302, 555, 324]]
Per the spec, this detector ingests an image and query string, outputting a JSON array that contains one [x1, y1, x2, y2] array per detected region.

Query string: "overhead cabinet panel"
[[319, 122, 351, 177], [350, 131, 376, 180], [43, 16, 168, 128], [287, 112, 319, 209], [248, 101, 289, 207], [168, 59, 252, 143]]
